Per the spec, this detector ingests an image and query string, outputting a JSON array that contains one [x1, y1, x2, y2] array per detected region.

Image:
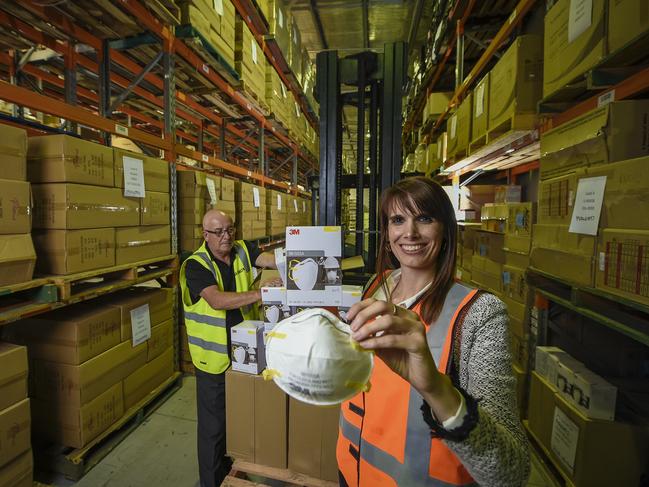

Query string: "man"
[[179, 209, 281, 487]]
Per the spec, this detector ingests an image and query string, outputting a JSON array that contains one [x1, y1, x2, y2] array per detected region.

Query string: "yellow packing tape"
[[262, 369, 281, 381]]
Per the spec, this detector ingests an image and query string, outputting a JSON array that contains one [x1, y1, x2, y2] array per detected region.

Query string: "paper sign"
[[599, 251, 606, 271], [130, 304, 152, 347], [295, 102, 300, 117], [597, 90, 615, 107], [253, 187, 260, 207], [450, 115, 457, 139], [122, 156, 146, 197], [214, 0, 223, 16], [206, 178, 218, 204], [277, 194, 282, 210], [475, 83, 485, 117], [302, 200, 306, 212], [568, 0, 593, 43], [551, 407, 579, 473], [293, 199, 298, 212], [569, 176, 606, 235], [502, 271, 511, 286], [278, 8, 284, 28], [280, 83, 287, 98], [115, 124, 129, 136], [251, 39, 258, 64]]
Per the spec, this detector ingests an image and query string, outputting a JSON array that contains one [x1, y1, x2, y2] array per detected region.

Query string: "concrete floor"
[[42, 375, 558, 487]]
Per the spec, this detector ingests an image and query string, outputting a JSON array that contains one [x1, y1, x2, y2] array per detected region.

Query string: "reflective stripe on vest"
[[338, 277, 479, 487]]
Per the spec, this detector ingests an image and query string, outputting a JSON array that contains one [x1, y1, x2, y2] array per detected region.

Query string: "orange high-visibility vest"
[[337, 274, 479, 486]]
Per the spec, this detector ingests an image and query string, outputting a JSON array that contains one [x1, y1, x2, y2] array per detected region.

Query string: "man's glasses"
[[205, 227, 236, 238]]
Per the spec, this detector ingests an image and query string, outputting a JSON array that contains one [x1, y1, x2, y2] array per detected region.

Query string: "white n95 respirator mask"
[[263, 308, 373, 406]]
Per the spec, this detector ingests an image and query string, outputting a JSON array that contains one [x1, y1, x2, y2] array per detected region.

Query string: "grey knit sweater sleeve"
[[444, 293, 531, 487]]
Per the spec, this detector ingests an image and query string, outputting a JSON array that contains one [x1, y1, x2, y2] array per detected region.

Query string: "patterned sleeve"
[[444, 293, 530, 487]]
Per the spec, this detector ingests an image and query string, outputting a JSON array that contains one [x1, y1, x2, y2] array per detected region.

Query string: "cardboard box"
[[0, 343, 27, 412], [596, 228, 649, 306], [106, 287, 173, 341], [32, 183, 140, 229], [571, 368, 617, 420], [543, 0, 607, 99], [528, 371, 557, 449], [489, 35, 542, 132], [540, 100, 649, 180], [471, 267, 503, 295], [472, 74, 490, 143], [114, 148, 169, 193], [504, 202, 534, 254], [29, 340, 147, 409], [148, 319, 174, 362], [423, 92, 452, 123], [0, 449, 32, 487], [0, 180, 30, 234], [31, 381, 123, 448], [338, 284, 363, 321], [123, 346, 174, 410], [447, 93, 472, 159], [534, 346, 568, 383], [474, 230, 505, 264], [32, 228, 115, 274], [286, 226, 342, 306], [538, 171, 580, 225], [0, 399, 30, 469], [608, 0, 649, 55], [288, 399, 339, 482], [220, 178, 236, 201], [115, 225, 170, 265], [502, 265, 529, 305], [505, 249, 530, 269], [510, 330, 528, 371], [0, 234, 35, 287], [180, 196, 213, 225], [495, 185, 522, 204], [556, 356, 586, 401], [178, 170, 220, 200], [231, 321, 266, 374], [27, 135, 114, 186], [0, 124, 27, 181], [261, 286, 287, 325], [460, 185, 496, 212], [141, 191, 170, 225], [4, 303, 121, 365]]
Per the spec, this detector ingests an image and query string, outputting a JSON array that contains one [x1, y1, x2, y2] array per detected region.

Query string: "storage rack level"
[[225, 461, 337, 487]]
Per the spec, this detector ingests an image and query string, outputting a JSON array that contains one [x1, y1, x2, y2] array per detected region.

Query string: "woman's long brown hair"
[[375, 176, 457, 324]]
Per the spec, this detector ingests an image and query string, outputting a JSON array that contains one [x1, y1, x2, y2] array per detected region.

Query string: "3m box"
[[114, 149, 169, 193], [0, 343, 27, 412], [123, 346, 174, 410], [0, 234, 35, 286], [148, 319, 174, 362], [32, 228, 115, 274], [338, 285, 363, 321], [0, 399, 30, 468], [608, 0, 649, 55], [27, 135, 114, 186], [32, 184, 140, 229], [540, 100, 649, 180], [0, 124, 27, 181], [543, 0, 607, 99], [0, 180, 30, 234], [230, 321, 266, 374], [106, 287, 173, 341], [141, 192, 170, 225], [0, 449, 32, 487], [4, 303, 121, 365], [261, 286, 287, 326], [31, 381, 123, 448], [286, 226, 342, 306], [115, 225, 170, 265]]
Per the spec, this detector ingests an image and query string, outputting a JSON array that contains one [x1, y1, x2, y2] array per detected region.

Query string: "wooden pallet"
[[50, 254, 178, 302], [225, 460, 338, 487], [35, 372, 183, 481], [238, 81, 270, 115], [0, 278, 59, 326], [145, 0, 181, 26]]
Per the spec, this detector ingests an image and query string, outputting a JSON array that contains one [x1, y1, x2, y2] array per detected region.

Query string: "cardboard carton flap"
[[0, 234, 35, 264]]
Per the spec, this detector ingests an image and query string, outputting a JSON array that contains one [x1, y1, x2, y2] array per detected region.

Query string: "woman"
[[337, 177, 529, 487]]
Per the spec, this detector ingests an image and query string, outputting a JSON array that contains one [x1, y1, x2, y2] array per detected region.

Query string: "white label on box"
[[568, 0, 593, 43], [115, 124, 129, 136], [475, 83, 485, 117], [450, 115, 457, 139], [293, 199, 298, 212], [213, 0, 223, 16], [597, 90, 615, 107], [202, 64, 210, 74], [551, 407, 579, 473], [295, 102, 300, 117], [253, 187, 260, 207], [280, 83, 287, 98], [206, 178, 218, 204], [131, 304, 152, 347], [277, 194, 282, 210], [122, 156, 146, 197], [302, 200, 306, 212], [599, 251, 606, 271], [202, 154, 209, 162], [278, 8, 284, 28], [251, 39, 258, 64], [569, 176, 607, 235], [568, 190, 574, 206]]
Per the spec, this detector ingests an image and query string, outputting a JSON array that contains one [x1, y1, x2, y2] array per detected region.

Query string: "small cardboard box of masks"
[[285, 226, 342, 306], [230, 321, 266, 374], [339, 285, 363, 322], [261, 286, 289, 343]]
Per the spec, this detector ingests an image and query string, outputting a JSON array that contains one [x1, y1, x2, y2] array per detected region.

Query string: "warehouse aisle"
[[43, 374, 559, 487]]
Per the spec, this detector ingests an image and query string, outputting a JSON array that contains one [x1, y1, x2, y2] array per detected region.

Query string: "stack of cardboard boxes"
[[0, 342, 32, 487], [265, 66, 290, 130], [256, 0, 290, 64], [3, 287, 174, 449], [235, 17, 268, 110], [288, 14, 302, 83], [0, 125, 35, 287], [235, 181, 267, 240], [266, 189, 288, 237]]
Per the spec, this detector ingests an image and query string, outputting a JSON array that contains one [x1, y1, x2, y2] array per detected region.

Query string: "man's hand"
[[261, 277, 283, 288]]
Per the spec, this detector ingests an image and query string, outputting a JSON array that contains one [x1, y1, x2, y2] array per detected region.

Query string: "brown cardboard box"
[[543, 0, 606, 99], [0, 449, 32, 487], [178, 170, 220, 200], [503, 265, 529, 305], [123, 346, 174, 410], [147, 319, 174, 362], [32, 184, 140, 229], [141, 191, 170, 225], [220, 178, 236, 201], [114, 148, 169, 193], [471, 73, 490, 144], [32, 228, 115, 274], [0, 343, 27, 412], [471, 267, 503, 295], [0, 399, 30, 468], [225, 369, 254, 462], [4, 303, 120, 365], [29, 340, 147, 409], [0, 180, 30, 234], [216, 199, 237, 217], [180, 197, 213, 225], [0, 124, 27, 181], [608, 0, 649, 55], [27, 135, 114, 186], [502, 294, 527, 324], [0, 234, 35, 287], [115, 225, 170, 265], [504, 202, 535, 254], [288, 399, 339, 481], [31, 381, 123, 448], [474, 230, 505, 264], [423, 91, 452, 123], [447, 93, 472, 159], [540, 100, 649, 180], [180, 225, 204, 252], [505, 249, 530, 269], [106, 288, 174, 341], [527, 372, 556, 450], [489, 35, 542, 132], [460, 185, 496, 212], [538, 171, 580, 225], [596, 228, 649, 306]]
